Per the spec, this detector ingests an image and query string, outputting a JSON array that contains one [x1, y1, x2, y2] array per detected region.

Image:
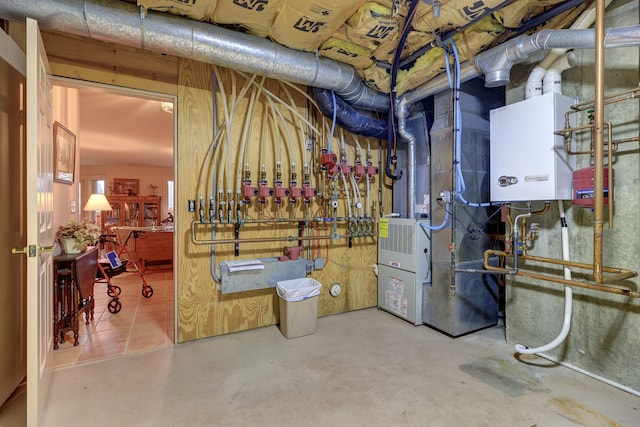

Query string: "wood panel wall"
[[176, 58, 391, 341], [31, 28, 391, 343]]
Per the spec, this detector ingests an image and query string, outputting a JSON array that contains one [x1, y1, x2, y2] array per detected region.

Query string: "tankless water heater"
[[490, 92, 575, 201]]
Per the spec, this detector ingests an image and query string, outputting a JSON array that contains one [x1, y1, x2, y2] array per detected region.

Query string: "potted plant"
[[56, 219, 102, 254]]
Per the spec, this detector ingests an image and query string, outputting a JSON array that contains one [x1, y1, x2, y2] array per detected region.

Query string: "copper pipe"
[[593, 0, 605, 283], [190, 216, 364, 226], [556, 122, 598, 155], [519, 254, 636, 276], [570, 86, 640, 111], [610, 136, 640, 146], [484, 250, 639, 298], [503, 203, 513, 254], [559, 122, 617, 156], [505, 203, 513, 233], [485, 250, 637, 275], [532, 202, 550, 216], [516, 271, 637, 298], [190, 220, 376, 245], [192, 234, 349, 245], [606, 121, 614, 229]]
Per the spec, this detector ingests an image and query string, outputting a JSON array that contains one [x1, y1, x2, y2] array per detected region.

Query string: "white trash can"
[[276, 278, 322, 338]]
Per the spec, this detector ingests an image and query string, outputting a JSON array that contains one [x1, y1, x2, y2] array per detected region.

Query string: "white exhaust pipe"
[[474, 25, 640, 88], [543, 51, 577, 95]]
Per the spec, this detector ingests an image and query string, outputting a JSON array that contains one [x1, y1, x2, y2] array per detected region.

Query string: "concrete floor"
[[2, 308, 639, 426]]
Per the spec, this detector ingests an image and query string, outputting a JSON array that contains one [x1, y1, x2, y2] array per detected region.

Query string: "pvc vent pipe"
[[474, 25, 640, 88], [543, 52, 577, 95]]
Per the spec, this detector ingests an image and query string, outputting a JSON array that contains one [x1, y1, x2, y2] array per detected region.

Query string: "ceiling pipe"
[[399, 24, 640, 108], [395, 23, 640, 178], [475, 25, 640, 87], [4, 0, 638, 116], [0, 0, 389, 112], [311, 87, 388, 139], [543, 52, 576, 95]]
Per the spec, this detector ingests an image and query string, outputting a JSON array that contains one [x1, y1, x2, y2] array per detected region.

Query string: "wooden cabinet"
[[53, 248, 98, 349], [102, 195, 161, 229]]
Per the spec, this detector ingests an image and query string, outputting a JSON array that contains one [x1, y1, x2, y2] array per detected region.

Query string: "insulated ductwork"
[[0, 0, 389, 112], [311, 87, 388, 139]]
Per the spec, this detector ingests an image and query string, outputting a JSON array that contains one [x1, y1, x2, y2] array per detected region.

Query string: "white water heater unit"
[[490, 92, 575, 201]]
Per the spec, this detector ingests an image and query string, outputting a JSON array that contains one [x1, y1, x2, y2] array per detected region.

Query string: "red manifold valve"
[[289, 185, 303, 202], [355, 163, 366, 180], [341, 161, 352, 175], [321, 151, 339, 175], [243, 181, 257, 202], [366, 164, 378, 177], [274, 184, 289, 198], [258, 181, 273, 201], [303, 185, 317, 201]]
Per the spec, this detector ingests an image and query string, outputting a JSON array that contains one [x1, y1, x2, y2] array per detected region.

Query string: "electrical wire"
[[385, 0, 420, 181]]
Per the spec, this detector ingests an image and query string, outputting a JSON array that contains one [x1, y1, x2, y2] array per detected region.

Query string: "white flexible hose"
[[340, 168, 353, 219], [350, 174, 362, 217], [515, 286, 573, 354], [515, 201, 573, 355]]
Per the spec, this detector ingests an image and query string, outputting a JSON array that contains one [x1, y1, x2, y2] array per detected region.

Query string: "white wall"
[[80, 164, 174, 219], [52, 85, 80, 229]]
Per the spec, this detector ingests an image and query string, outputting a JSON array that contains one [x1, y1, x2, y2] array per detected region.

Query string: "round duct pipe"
[[311, 87, 388, 139]]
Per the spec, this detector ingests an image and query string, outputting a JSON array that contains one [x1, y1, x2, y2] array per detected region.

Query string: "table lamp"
[[83, 193, 112, 230]]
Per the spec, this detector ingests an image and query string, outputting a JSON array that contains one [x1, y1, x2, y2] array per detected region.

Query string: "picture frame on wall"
[[113, 178, 140, 195], [53, 121, 76, 184]]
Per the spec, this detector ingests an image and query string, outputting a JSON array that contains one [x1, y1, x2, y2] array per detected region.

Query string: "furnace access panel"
[[378, 218, 431, 325]]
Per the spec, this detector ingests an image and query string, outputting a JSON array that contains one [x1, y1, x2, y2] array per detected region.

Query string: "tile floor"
[[52, 268, 174, 368]]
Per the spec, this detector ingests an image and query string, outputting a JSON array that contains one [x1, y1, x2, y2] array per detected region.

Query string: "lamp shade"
[[84, 194, 112, 211]]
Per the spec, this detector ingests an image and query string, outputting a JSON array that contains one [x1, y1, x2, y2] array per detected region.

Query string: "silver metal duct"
[[475, 25, 640, 87], [0, 0, 389, 111], [400, 24, 640, 105], [392, 22, 640, 258], [396, 101, 416, 218]]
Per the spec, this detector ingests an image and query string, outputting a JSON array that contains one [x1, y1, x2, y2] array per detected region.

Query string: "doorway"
[[51, 79, 176, 367]]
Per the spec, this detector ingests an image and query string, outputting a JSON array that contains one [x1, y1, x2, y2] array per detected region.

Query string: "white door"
[[0, 25, 27, 408], [25, 18, 55, 427]]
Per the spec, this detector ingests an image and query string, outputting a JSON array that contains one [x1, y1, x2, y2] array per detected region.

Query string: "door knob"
[[12, 243, 56, 257]]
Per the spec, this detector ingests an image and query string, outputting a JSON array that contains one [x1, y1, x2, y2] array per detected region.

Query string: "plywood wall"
[[35, 28, 391, 343], [176, 58, 391, 341]]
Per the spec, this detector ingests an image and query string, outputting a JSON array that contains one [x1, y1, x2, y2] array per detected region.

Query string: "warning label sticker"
[[385, 276, 407, 317]]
